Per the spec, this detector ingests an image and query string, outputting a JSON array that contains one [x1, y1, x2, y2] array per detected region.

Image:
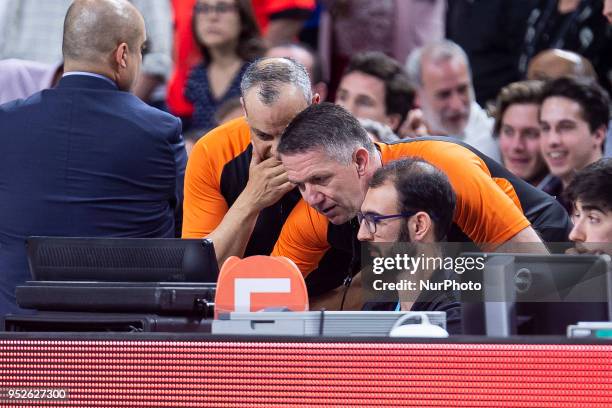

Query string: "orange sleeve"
[[271, 199, 330, 277], [181, 137, 228, 238], [380, 141, 530, 246], [182, 118, 250, 238]]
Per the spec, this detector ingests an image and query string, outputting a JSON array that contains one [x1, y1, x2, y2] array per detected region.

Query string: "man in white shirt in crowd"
[[405, 40, 500, 161]]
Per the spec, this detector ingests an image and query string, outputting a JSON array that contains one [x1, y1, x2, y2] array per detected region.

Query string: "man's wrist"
[[234, 192, 261, 217]]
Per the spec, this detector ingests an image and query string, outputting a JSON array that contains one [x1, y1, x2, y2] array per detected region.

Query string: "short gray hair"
[[405, 40, 471, 89], [240, 57, 312, 105], [278, 103, 376, 165]]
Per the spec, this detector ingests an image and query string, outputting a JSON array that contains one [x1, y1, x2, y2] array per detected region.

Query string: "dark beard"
[[397, 221, 411, 242], [365, 221, 413, 263], [387, 221, 415, 261]]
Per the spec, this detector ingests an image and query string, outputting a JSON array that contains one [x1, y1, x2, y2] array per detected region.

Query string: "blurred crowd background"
[[1, 0, 612, 220]]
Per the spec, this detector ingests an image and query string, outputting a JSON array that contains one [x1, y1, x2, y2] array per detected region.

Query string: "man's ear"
[[409, 211, 432, 242], [354, 147, 369, 175], [313, 82, 328, 102], [312, 92, 321, 105], [240, 97, 248, 117], [593, 124, 607, 150], [115, 42, 129, 69]]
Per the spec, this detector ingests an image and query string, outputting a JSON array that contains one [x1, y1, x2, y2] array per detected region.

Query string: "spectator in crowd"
[[357, 158, 462, 333], [0, 0, 173, 104], [166, 0, 315, 126], [519, 0, 612, 94], [565, 158, 612, 252], [272, 103, 571, 278], [185, 0, 265, 131], [318, 0, 445, 97], [405, 40, 500, 161], [266, 42, 328, 101], [492, 80, 550, 187], [446, 0, 537, 106], [525, 48, 612, 159], [0, 59, 63, 105], [0, 0, 186, 317], [527, 49, 597, 81], [539, 76, 609, 209], [359, 118, 400, 144], [335, 52, 413, 133]]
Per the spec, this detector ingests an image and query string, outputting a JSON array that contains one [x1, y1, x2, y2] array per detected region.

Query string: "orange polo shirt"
[[272, 138, 531, 276]]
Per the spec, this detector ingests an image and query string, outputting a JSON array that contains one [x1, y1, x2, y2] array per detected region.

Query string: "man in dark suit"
[[0, 0, 186, 316]]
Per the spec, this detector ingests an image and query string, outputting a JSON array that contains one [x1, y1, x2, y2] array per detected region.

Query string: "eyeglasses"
[[357, 211, 417, 234], [194, 2, 237, 15]]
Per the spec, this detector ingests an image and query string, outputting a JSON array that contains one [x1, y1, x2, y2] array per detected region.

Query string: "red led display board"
[[0, 337, 611, 407]]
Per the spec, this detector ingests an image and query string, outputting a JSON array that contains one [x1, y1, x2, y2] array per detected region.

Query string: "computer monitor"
[[26, 237, 219, 283], [460, 253, 612, 336]]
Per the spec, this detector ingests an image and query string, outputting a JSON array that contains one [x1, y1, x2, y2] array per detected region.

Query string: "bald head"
[[63, 0, 144, 63], [527, 49, 597, 81]]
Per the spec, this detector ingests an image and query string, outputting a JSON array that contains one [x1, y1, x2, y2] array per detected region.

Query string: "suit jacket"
[[0, 74, 187, 316]]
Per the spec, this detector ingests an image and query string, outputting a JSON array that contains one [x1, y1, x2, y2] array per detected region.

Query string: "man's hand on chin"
[[241, 148, 294, 211]]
